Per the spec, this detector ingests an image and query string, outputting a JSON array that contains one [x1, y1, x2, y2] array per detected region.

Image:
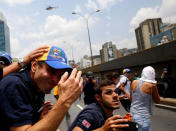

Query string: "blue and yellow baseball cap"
[[37, 46, 72, 70], [0, 51, 12, 66], [122, 68, 131, 74]]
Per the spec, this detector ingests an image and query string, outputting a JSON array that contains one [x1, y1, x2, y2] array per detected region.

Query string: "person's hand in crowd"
[[58, 68, 83, 107], [40, 101, 53, 119], [123, 94, 129, 98], [119, 95, 125, 99], [2, 46, 49, 78], [101, 115, 129, 131], [118, 83, 125, 92], [23, 46, 49, 66]]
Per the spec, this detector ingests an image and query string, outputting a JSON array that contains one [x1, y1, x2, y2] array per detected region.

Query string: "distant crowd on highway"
[[0, 45, 173, 131]]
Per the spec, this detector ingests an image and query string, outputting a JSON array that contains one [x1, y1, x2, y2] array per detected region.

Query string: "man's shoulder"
[[80, 103, 105, 118], [69, 103, 106, 130], [2, 69, 30, 82], [0, 72, 20, 85], [1, 72, 23, 84], [120, 75, 127, 81], [78, 103, 100, 115], [85, 103, 102, 111], [0, 71, 29, 92]]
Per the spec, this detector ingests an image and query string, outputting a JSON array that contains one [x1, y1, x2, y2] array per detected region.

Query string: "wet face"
[[101, 84, 120, 110], [32, 61, 66, 94]]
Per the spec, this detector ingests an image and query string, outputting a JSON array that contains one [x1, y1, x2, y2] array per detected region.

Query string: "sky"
[[0, 0, 176, 62]]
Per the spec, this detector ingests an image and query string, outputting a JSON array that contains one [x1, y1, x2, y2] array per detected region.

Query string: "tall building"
[[119, 48, 137, 56], [0, 12, 10, 55], [117, 49, 122, 58], [80, 55, 91, 69], [92, 55, 101, 65], [135, 18, 163, 51], [100, 41, 118, 63], [68, 60, 75, 67], [150, 23, 176, 46]]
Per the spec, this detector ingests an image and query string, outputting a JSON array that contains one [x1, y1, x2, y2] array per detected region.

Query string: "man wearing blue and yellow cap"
[[116, 68, 132, 112], [0, 46, 83, 131]]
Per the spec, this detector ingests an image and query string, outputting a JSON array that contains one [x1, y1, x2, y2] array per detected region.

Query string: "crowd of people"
[[0, 45, 162, 131], [74, 67, 160, 131]]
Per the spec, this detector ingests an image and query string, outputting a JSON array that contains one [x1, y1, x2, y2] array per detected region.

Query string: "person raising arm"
[[2, 46, 49, 79], [0, 46, 83, 131]]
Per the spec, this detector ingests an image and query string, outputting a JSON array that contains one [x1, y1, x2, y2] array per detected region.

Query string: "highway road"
[[45, 93, 176, 131]]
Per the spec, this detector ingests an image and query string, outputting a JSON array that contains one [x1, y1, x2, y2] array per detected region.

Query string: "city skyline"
[[0, 0, 176, 62]]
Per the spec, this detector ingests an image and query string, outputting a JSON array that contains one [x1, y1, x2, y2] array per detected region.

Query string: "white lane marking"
[[155, 104, 176, 109], [76, 104, 83, 110]]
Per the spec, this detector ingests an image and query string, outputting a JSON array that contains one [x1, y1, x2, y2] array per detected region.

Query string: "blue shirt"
[[0, 65, 2, 80], [68, 103, 107, 131], [0, 68, 44, 131]]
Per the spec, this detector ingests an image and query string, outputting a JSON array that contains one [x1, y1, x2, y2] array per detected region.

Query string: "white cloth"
[[116, 75, 131, 96], [139, 66, 157, 84]]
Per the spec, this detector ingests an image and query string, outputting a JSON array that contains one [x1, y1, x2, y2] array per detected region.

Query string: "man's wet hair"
[[94, 80, 116, 95]]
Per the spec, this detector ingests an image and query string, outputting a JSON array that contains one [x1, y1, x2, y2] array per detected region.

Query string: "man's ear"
[[94, 94, 102, 103], [31, 60, 38, 73]]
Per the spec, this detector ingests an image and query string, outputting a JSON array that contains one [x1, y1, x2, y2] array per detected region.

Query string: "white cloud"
[[116, 37, 137, 49], [129, 0, 176, 32], [10, 37, 20, 57], [106, 16, 111, 20], [160, 0, 176, 17], [11, 14, 99, 61], [85, 0, 98, 10], [34, 11, 40, 17], [1, 0, 34, 6], [96, 0, 123, 9], [74, 5, 82, 13], [17, 16, 33, 25], [20, 14, 99, 41], [92, 43, 102, 56], [44, 15, 84, 39], [20, 32, 44, 40], [129, 7, 160, 32], [85, 0, 124, 10], [159, 0, 176, 23], [18, 15, 85, 41], [0, 12, 7, 22]]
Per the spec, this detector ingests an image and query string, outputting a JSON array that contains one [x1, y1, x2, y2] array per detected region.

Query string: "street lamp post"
[[72, 10, 100, 67]]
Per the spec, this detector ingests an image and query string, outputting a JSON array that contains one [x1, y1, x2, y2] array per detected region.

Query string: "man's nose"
[[112, 91, 118, 97]]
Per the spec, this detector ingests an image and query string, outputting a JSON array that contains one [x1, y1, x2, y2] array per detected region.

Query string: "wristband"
[[18, 58, 25, 68]]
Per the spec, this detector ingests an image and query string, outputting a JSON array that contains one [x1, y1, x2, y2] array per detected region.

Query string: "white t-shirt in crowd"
[[116, 75, 131, 97]]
